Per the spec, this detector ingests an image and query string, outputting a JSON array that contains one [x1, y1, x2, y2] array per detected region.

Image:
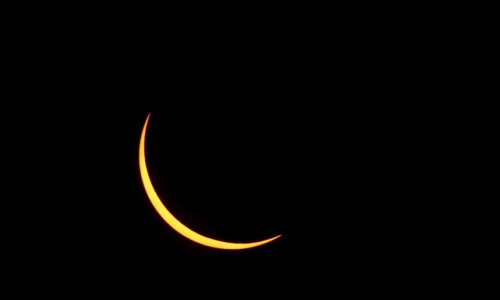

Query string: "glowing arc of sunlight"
[[139, 113, 281, 250]]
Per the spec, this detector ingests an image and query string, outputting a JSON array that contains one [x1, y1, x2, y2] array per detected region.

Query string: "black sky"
[[3, 30, 426, 293]]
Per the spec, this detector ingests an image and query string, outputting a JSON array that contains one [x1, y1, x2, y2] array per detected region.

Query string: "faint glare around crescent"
[[139, 113, 281, 250]]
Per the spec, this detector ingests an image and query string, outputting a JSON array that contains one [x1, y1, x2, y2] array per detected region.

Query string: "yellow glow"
[[139, 113, 281, 250]]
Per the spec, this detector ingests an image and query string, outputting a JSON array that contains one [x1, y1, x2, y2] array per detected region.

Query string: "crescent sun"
[[139, 113, 282, 250]]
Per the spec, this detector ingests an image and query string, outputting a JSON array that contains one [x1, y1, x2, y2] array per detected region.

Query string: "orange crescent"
[[139, 113, 281, 250]]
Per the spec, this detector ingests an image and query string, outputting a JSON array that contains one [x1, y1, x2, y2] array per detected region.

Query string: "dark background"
[[3, 25, 427, 294]]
